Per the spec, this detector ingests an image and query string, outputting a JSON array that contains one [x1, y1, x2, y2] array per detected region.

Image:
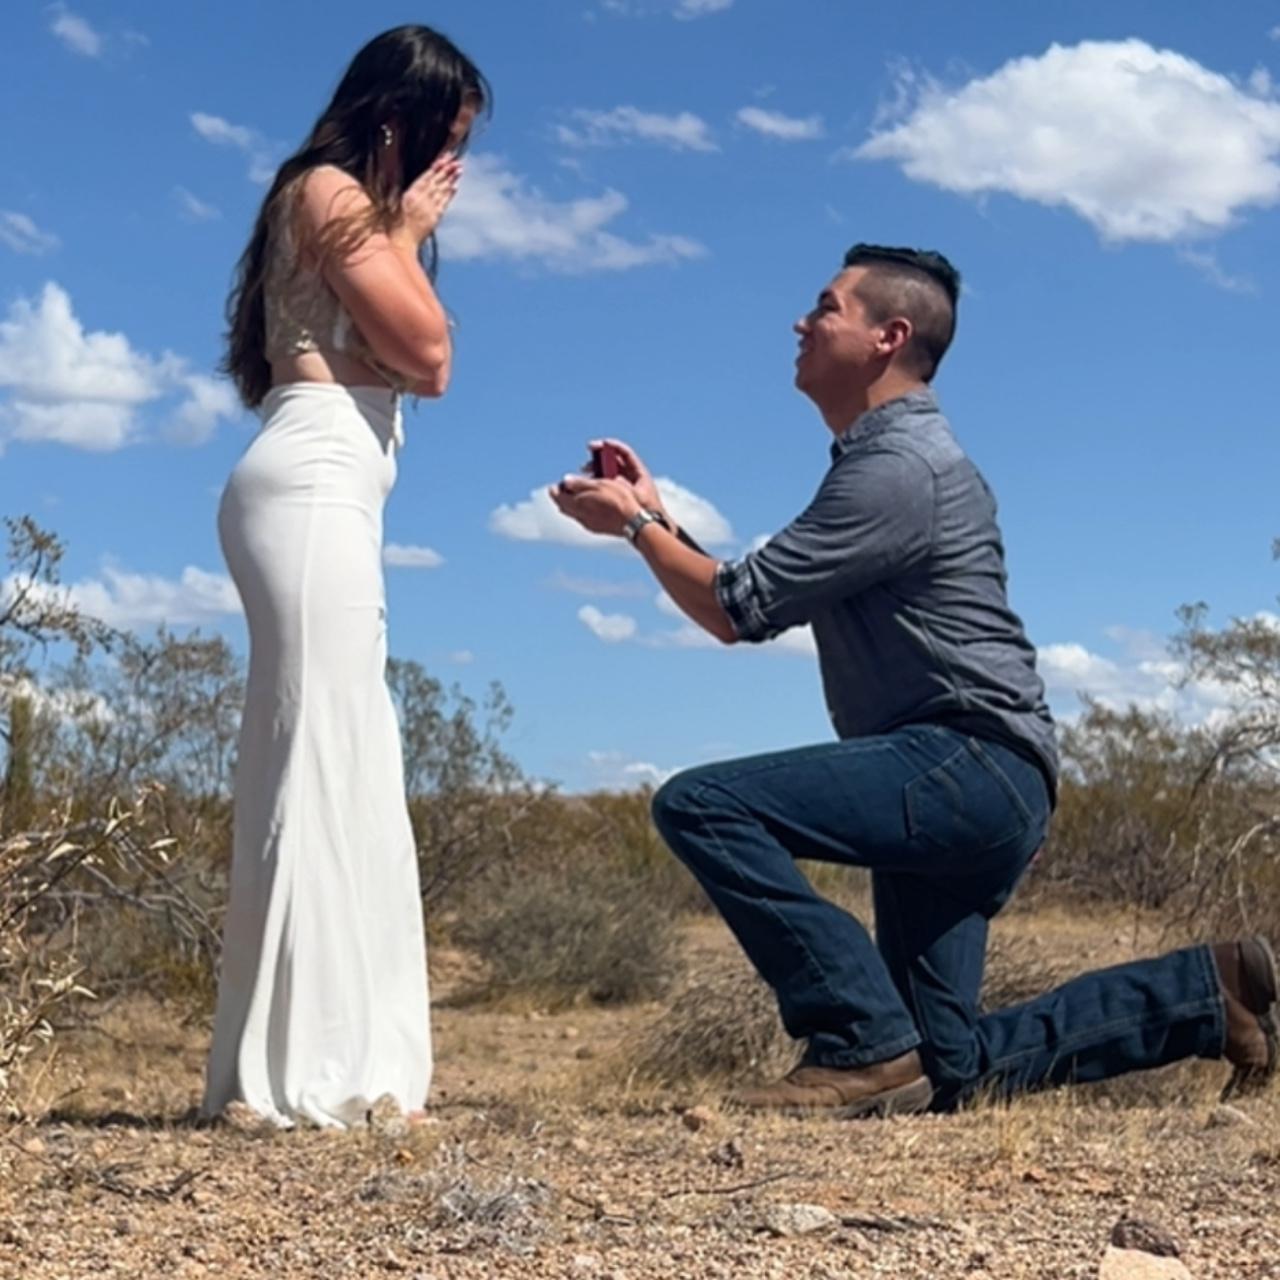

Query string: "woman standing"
[[204, 25, 489, 1128]]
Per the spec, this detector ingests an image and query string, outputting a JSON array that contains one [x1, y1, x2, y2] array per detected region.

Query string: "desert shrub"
[[449, 861, 679, 1009], [588, 790, 870, 917], [390, 659, 553, 913], [0, 824, 92, 1111], [65, 845, 224, 1010], [624, 957, 795, 1086], [38, 629, 242, 816], [0, 791, 204, 1110], [434, 785, 714, 954], [1032, 700, 1279, 938], [1032, 702, 1212, 910], [1027, 566, 1280, 945], [578, 788, 711, 913], [980, 934, 1060, 1012]]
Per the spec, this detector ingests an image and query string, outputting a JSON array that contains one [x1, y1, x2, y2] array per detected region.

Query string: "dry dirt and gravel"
[[2, 911, 1278, 1280]]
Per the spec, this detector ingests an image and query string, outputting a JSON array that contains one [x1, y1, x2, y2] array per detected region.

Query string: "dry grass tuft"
[[361, 1143, 551, 1255], [622, 957, 795, 1087], [980, 933, 1061, 1012], [450, 865, 680, 1010]]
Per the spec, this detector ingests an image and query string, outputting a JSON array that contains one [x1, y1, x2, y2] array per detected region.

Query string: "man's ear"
[[878, 316, 914, 360]]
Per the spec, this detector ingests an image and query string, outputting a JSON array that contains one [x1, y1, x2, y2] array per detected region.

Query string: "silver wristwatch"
[[622, 508, 670, 544]]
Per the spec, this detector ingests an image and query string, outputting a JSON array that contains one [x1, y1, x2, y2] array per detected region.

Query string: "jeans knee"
[[652, 767, 705, 833], [651, 764, 728, 850]]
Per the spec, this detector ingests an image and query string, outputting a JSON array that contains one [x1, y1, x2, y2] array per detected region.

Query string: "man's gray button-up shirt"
[[715, 388, 1059, 795]]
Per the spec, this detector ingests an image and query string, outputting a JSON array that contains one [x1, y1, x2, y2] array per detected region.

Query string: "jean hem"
[[981, 993, 1225, 1080], [805, 1030, 922, 1070], [1195, 940, 1229, 1059]]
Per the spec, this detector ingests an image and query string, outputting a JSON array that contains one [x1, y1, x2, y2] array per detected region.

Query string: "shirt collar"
[[830, 387, 939, 459]]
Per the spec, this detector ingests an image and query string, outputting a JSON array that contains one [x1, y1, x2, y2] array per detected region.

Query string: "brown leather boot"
[[730, 1050, 933, 1118], [1212, 936, 1278, 1099]]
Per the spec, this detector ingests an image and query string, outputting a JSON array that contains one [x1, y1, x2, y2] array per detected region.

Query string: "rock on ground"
[[1099, 1245, 1194, 1280], [761, 1202, 839, 1237]]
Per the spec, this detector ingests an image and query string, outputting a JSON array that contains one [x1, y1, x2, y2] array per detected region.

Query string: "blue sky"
[[2, 1, 1279, 790]]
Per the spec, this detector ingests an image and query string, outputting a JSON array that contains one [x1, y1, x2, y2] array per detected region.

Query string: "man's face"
[[792, 268, 884, 404]]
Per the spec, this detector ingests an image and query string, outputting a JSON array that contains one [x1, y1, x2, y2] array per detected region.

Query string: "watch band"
[[622, 508, 670, 544]]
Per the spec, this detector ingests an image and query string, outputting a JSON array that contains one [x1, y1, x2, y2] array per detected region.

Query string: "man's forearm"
[[632, 522, 736, 644]]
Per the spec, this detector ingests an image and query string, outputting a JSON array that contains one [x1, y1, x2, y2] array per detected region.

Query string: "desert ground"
[[2, 910, 1277, 1280]]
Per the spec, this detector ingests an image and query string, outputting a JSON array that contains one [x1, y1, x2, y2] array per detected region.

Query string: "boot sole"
[[1241, 935, 1279, 1007], [834, 1075, 934, 1120], [1244, 936, 1279, 1072], [1223, 936, 1279, 1099], [735, 1075, 935, 1119]]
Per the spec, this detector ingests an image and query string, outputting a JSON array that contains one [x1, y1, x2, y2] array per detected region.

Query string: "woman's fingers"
[[400, 156, 465, 239]]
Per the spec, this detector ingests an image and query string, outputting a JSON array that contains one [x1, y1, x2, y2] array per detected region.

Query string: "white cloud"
[[647, 619, 816, 656], [48, 5, 102, 57], [440, 154, 706, 272], [191, 112, 279, 184], [0, 672, 114, 729], [489, 476, 733, 549], [1271, 25, 1280, 42], [0, 284, 172, 404], [557, 106, 717, 152], [8, 400, 136, 451], [735, 107, 824, 141], [56, 563, 241, 630], [191, 113, 254, 150], [0, 212, 60, 256], [0, 283, 238, 450], [768, 626, 819, 657], [489, 486, 605, 549], [383, 543, 445, 569], [656, 479, 735, 545], [594, 0, 732, 17], [447, 650, 475, 665], [1038, 629, 1235, 723], [585, 749, 677, 790], [169, 374, 240, 445], [174, 187, 221, 222], [855, 40, 1280, 242], [675, 0, 733, 17], [649, 623, 719, 650], [578, 604, 638, 643], [649, 589, 815, 655], [1177, 248, 1258, 294], [648, 590, 719, 649]]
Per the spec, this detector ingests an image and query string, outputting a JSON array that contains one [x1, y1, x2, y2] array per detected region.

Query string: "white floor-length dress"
[[203, 382, 431, 1128]]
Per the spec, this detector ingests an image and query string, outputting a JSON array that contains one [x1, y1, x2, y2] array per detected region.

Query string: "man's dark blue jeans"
[[651, 724, 1225, 1109]]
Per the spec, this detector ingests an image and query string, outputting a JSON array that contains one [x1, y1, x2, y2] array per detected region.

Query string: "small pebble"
[[681, 1106, 716, 1132]]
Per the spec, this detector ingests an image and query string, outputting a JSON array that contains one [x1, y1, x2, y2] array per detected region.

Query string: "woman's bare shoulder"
[[294, 165, 371, 229]]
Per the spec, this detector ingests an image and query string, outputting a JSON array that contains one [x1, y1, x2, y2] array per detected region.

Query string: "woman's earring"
[[381, 124, 394, 149]]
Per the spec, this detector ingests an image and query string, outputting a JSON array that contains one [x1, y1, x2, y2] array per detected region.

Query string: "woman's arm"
[[295, 162, 459, 394]]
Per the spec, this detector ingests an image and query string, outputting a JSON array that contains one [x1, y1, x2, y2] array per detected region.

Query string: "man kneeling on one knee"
[[550, 243, 1277, 1116]]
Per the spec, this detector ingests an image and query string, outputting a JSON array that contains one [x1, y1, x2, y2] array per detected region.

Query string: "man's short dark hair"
[[842, 244, 961, 382]]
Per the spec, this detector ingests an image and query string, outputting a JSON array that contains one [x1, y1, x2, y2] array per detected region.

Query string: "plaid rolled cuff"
[[714, 557, 775, 643]]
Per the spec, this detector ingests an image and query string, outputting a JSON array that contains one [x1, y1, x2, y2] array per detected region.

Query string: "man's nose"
[[794, 316, 809, 335]]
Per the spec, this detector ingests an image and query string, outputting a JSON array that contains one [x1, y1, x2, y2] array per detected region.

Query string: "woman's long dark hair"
[[224, 25, 489, 407]]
